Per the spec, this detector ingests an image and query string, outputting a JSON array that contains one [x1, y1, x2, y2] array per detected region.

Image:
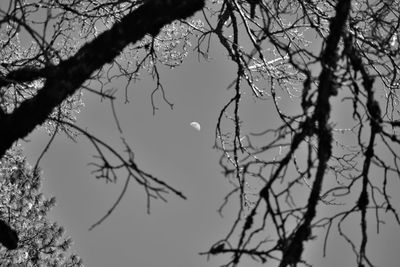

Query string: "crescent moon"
[[190, 122, 201, 131]]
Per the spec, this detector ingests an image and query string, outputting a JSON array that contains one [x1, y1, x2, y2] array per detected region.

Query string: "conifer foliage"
[[0, 146, 82, 266]]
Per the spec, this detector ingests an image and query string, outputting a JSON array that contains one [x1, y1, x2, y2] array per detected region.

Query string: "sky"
[[21, 48, 400, 267], [22, 51, 249, 267], [15, 7, 400, 267]]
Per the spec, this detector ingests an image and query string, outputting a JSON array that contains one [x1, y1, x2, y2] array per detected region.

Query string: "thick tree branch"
[[279, 0, 351, 266], [0, 0, 205, 158]]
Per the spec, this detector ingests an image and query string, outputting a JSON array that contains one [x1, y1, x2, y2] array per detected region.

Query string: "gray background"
[[23, 46, 400, 267]]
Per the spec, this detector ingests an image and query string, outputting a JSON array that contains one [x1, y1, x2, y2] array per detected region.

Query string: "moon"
[[190, 121, 201, 131]]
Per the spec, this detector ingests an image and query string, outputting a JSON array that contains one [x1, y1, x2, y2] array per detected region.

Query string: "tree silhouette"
[[0, 0, 400, 266], [0, 0, 203, 230], [204, 0, 400, 266], [0, 145, 82, 266], [0, 219, 18, 250]]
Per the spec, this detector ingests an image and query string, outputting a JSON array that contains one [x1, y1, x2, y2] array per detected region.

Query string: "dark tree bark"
[[277, 0, 352, 265], [0, 0, 205, 158], [0, 219, 18, 250]]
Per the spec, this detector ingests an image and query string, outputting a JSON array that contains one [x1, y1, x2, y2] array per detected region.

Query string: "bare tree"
[[0, 0, 400, 266], [0, 0, 204, 230], [200, 0, 400, 266]]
